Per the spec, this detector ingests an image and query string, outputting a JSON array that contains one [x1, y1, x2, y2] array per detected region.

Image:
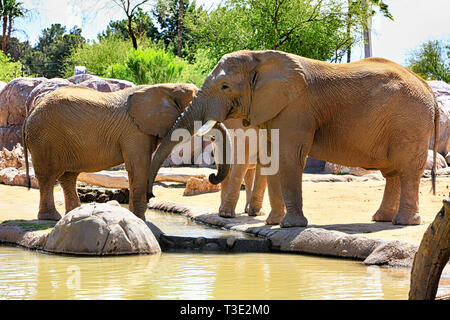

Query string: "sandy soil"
[[1, 172, 449, 246]]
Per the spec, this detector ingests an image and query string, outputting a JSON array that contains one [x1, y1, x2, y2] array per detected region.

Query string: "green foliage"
[[185, 0, 369, 63], [23, 24, 85, 78], [108, 47, 185, 85], [63, 36, 133, 77], [407, 40, 450, 83], [0, 50, 21, 82]]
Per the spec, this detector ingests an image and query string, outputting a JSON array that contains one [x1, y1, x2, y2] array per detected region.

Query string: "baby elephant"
[[23, 83, 198, 221]]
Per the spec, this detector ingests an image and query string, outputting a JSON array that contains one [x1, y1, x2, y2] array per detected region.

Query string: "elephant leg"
[[392, 172, 422, 225], [59, 172, 81, 214], [278, 142, 310, 228], [265, 172, 286, 225], [124, 137, 152, 221], [219, 163, 249, 218], [37, 174, 62, 221], [372, 174, 401, 222], [247, 164, 267, 216], [243, 167, 255, 213]]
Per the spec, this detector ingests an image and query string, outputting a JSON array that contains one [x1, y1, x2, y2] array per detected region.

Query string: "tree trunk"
[[362, 0, 372, 58], [128, 16, 138, 50], [7, 15, 12, 51], [1, 15, 7, 53], [409, 198, 450, 300], [346, 0, 352, 63], [177, 0, 184, 57]]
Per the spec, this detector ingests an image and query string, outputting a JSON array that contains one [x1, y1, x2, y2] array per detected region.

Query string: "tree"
[[98, 7, 158, 41], [111, 0, 152, 49], [0, 49, 21, 81], [152, 0, 192, 57], [23, 24, 86, 78], [177, 0, 183, 57], [185, 0, 360, 63], [0, 0, 26, 53], [407, 40, 450, 83]]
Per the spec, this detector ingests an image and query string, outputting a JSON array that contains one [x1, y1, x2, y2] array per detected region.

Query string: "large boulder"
[[0, 77, 47, 127], [25, 78, 72, 111], [0, 143, 25, 169], [0, 77, 47, 149], [78, 77, 135, 92], [426, 149, 448, 170], [43, 202, 161, 255], [428, 81, 450, 157]]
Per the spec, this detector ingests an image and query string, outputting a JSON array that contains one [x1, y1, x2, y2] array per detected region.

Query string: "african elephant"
[[147, 50, 439, 228], [219, 119, 286, 222], [23, 83, 200, 221]]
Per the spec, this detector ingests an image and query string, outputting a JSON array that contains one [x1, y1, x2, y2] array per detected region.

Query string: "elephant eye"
[[221, 84, 230, 90]]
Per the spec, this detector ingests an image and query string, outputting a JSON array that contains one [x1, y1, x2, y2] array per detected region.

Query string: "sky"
[[13, 0, 450, 66]]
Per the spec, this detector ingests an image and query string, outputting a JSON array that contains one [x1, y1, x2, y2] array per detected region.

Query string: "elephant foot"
[[280, 212, 308, 228], [247, 206, 265, 216], [38, 209, 62, 221], [218, 206, 236, 218], [371, 209, 396, 222], [264, 210, 285, 225], [392, 211, 421, 225]]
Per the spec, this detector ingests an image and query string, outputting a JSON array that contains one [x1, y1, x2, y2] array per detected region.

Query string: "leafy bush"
[[0, 51, 22, 82], [63, 36, 133, 77], [407, 40, 450, 83]]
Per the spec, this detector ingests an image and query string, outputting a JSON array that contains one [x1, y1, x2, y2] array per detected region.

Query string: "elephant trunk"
[[147, 100, 231, 199]]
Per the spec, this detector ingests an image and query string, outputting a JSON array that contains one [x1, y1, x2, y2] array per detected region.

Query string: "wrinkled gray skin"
[[148, 50, 439, 228]]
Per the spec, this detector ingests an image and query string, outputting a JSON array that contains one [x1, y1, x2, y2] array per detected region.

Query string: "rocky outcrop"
[[25, 78, 72, 112], [428, 81, 450, 158], [43, 202, 161, 255], [0, 167, 38, 188], [0, 143, 25, 169], [0, 77, 47, 149], [426, 149, 448, 170], [0, 76, 135, 149]]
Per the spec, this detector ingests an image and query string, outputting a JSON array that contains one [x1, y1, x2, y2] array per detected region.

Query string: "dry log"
[[409, 198, 450, 300], [77, 170, 205, 189]]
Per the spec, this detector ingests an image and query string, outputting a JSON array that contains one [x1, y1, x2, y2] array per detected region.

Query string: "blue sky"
[[13, 0, 450, 66]]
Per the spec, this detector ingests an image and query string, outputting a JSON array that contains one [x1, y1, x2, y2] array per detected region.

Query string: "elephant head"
[[147, 50, 305, 197]]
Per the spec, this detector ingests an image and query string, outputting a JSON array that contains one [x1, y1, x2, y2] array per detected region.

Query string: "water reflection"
[[0, 246, 417, 300]]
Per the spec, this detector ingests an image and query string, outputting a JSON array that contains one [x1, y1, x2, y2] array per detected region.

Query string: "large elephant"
[[219, 119, 286, 222], [147, 50, 439, 228], [23, 83, 208, 221]]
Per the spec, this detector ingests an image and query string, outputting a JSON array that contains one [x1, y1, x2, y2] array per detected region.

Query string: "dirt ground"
[[1, 171, 448, 246]]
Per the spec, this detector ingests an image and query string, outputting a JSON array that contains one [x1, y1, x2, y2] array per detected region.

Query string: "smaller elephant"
[[23, 83, 198, 220], [218, 119, 286, 223]]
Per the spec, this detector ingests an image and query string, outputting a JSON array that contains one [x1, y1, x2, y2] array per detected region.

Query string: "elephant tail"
[[22, 120, 31, 191], [431, 100, 439, 195]]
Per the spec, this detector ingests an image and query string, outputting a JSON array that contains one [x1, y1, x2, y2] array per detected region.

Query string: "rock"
[[428, 81, 450, 156], [323, 162, 378, 176], [304, 157, 326, 173], [363, 240, 418, 267], [0, 143, 25, 169], [0, 77, 47, 149], [0, 166, 38, 188], [103, 78, 135, 91], [25, 78, 72, 111], [183, 177, 221, 196], [67, 74, 99, 85], [0, 77, 47, 127], [426, 149, 447, 170], [43, 203, 161, 255], [78, 78, 113, 92]]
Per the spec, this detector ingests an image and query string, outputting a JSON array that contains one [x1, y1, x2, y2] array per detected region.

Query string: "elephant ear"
[[127, 86, 182, 138], [249, 51, 305, 126]]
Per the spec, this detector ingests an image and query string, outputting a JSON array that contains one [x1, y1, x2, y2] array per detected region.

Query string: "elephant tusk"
[[195, 120, 217, 136]]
